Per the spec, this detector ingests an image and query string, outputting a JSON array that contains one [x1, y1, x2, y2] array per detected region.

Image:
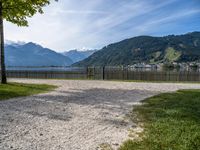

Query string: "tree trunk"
[[0, 2, 7, 84]]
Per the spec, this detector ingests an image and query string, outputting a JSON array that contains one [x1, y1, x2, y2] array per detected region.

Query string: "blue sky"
[[4, 0, 200, 52]]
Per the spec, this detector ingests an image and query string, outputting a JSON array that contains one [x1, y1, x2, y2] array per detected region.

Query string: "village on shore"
[[127, 62, 200, 70]]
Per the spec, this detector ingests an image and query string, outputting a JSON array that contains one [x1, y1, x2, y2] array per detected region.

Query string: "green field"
[[0, 83, 56, 100], [120, 90, 200, 150]]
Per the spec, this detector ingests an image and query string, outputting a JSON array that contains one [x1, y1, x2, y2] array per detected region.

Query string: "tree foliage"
[[0, 0, 57, 84], [1, 0, 57, 26]]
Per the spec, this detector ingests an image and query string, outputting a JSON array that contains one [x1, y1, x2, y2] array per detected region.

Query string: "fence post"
[[126, 66, 129, 80], [102, 66, 105, 80], [93, 67, 95, 80], [86, 66, 89, 79], [122, 66, 124, 80]]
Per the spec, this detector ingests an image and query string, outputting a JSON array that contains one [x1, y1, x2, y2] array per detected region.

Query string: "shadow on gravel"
[[26, 111, 72, 121], [0, 88, 157, 123], [28, 88, 157, 122]]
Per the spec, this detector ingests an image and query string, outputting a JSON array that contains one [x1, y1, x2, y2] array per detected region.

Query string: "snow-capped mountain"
[[62, 49, 97, 63], [5, 41, 73, 67]]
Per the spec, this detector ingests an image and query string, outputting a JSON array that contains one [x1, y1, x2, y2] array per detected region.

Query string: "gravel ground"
[[1, 79, 200, 150]]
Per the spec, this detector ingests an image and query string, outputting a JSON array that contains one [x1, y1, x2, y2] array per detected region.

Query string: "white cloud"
[[4, 0, 200, 52]]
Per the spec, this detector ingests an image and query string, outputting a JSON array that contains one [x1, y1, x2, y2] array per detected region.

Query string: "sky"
[[4, 0, 200, 52]]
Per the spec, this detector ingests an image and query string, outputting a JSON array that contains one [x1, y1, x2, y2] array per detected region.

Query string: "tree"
[[0, 0, 57, 84]]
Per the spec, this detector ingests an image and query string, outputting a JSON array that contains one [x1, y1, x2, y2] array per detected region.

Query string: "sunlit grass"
[[120, 90, 200, 150], [0, 83, 56, 100]]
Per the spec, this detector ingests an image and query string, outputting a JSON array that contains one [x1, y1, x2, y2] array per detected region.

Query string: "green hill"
[[73, 32, 200, 66]]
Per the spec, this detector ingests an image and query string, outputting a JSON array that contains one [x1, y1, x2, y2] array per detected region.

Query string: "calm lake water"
[[6, 67, 82, 71], [6, 66, 200, 72]]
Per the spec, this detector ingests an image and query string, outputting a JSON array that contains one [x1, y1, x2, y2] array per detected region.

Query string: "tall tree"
[[0, 0, 56, 84]]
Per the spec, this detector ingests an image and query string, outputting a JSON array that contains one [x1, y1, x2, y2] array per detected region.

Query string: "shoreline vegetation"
[[0, 83, 56, 101], [120, 89, 200, 150]]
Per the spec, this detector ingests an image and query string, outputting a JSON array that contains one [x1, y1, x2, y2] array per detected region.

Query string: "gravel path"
[[1, 79, 200, 150]]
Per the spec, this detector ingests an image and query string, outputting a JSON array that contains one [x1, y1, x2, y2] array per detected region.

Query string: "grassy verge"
[[120, 90, 200, 150], [0, 83, 57, 101]]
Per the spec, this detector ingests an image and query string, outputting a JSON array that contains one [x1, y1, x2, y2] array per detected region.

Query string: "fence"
[[2, 66, 200, 82]]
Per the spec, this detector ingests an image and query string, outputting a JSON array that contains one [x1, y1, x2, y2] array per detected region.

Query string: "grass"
[[164, 47, 181, 62], [99, 143, 113, 150], [0, 83, 56, 101], [120, 90, 200, 150]]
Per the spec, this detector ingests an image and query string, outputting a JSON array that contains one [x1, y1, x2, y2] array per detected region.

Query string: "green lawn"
[[120, 90, 200, 150], [0, 83, 56, 101]]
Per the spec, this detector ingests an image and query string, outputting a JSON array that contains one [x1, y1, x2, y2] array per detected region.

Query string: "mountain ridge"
[[61, 49, 97, 63], [5, 42, 73, 67], [73, 32, 200, 66]]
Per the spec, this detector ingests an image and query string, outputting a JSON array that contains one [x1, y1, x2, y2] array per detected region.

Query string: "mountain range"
[[5, 42, 73, 67], [74, 32, 200, 66], [5, 42, 97, 67], [62, 49, 97, 63], [5, 31, 200, 67]]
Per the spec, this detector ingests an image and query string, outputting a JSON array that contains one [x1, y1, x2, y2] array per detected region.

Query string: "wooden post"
[[122, 66, 124, 80], [102, 66, 105, 80], [86, 66, 89, 79]]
